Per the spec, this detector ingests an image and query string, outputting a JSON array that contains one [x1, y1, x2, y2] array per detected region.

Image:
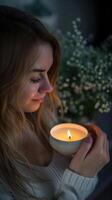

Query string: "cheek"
[[20, 83, 39, 102]]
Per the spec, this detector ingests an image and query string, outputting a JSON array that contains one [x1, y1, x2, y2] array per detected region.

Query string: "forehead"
[[31, 43, 53, 71]]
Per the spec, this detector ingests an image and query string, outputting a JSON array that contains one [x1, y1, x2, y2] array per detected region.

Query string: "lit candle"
[[67, 130, 72, 140], [50, 123, 88, 155]]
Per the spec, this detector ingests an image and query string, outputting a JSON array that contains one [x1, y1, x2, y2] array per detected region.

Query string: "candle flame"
[[67, 130, 72, 139]]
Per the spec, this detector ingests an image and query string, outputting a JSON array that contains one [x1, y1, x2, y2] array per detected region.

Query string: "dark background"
[[0, 0, 112, 199]]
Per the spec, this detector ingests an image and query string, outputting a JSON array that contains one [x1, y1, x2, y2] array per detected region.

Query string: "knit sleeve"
[[55, 168, 98, 200]]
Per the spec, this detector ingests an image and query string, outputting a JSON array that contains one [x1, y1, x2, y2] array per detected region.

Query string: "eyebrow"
[[31, 68, 46, 72]]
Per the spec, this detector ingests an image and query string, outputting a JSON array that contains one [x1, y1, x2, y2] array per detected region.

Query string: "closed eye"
[[30, 72, 43, 83], [30, 78, 41, 83]]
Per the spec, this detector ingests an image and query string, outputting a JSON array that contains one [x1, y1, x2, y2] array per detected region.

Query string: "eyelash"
[[30, 78, 41, 83], [30, 72, 50, 83], [30, 72, 44, 83]]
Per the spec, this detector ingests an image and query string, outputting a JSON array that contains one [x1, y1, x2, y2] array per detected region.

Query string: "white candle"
[[50, 123, 88, 155]]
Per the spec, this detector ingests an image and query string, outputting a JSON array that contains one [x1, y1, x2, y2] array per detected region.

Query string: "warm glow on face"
[[67, 129, 72, 139]]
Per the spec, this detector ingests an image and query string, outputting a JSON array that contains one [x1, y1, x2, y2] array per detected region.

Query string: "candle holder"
[[50, 123, 88, 155]]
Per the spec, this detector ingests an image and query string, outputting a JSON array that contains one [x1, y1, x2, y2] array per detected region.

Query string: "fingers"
[[86, 125, 110, 166], [90, 124, 105, 137], [81, 123, 97, 141], [92, 127, 107, 151], [103, 136, 110, 163], [69, 124, 110, 177], [82, 123, 110, 162], [74, 136, 93, 161], [83, 124, 108, 147], [69, 136, 93, 174]]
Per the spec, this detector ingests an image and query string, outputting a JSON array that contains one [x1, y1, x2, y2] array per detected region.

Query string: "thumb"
[[75, 136, 93, 160]]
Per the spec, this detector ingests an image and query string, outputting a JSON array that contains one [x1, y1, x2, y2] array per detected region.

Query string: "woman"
[[0, 5, 110, 200]]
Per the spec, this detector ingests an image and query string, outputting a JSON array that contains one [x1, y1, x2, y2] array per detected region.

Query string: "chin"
[[24, 104, 41, 113]]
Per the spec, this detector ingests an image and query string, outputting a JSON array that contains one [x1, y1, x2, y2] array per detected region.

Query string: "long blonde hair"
[[0, 5, 61, 199]]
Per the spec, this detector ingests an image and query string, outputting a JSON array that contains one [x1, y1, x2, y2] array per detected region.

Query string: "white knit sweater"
[[0, 151, 98, 200]]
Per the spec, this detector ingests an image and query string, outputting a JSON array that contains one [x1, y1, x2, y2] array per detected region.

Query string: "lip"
[[32, 98, 44, 102]]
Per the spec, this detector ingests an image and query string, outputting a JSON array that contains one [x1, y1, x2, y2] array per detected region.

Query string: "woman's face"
[[19, 43, 53, 113]]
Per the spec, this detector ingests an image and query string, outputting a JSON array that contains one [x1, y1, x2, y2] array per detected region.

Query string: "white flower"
[[57, 18, 112, 121]]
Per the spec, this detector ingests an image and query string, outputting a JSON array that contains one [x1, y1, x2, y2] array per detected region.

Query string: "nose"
[[39, 77, 53, 94]]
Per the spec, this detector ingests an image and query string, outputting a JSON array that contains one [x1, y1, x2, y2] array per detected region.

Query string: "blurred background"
[[0, 0, 112, 199]]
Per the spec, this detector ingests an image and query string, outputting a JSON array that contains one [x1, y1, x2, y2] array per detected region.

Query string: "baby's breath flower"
[[56, 19, 112, 121]]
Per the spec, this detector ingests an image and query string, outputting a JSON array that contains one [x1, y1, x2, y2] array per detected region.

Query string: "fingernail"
[[85, 136, 92, 143], [86, 122, 92, 125]]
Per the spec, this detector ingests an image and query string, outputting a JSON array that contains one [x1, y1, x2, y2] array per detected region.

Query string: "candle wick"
[[69, 136, 71, 139]]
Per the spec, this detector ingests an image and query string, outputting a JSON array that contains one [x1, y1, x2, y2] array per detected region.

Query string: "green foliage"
[[57, 19, 112, 121]]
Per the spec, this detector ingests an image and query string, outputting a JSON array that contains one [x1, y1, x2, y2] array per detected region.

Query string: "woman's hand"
[[69, 124, 110, 177]]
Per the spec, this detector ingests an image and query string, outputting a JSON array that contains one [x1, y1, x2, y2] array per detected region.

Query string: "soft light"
[[50, 123, 88, 155]]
